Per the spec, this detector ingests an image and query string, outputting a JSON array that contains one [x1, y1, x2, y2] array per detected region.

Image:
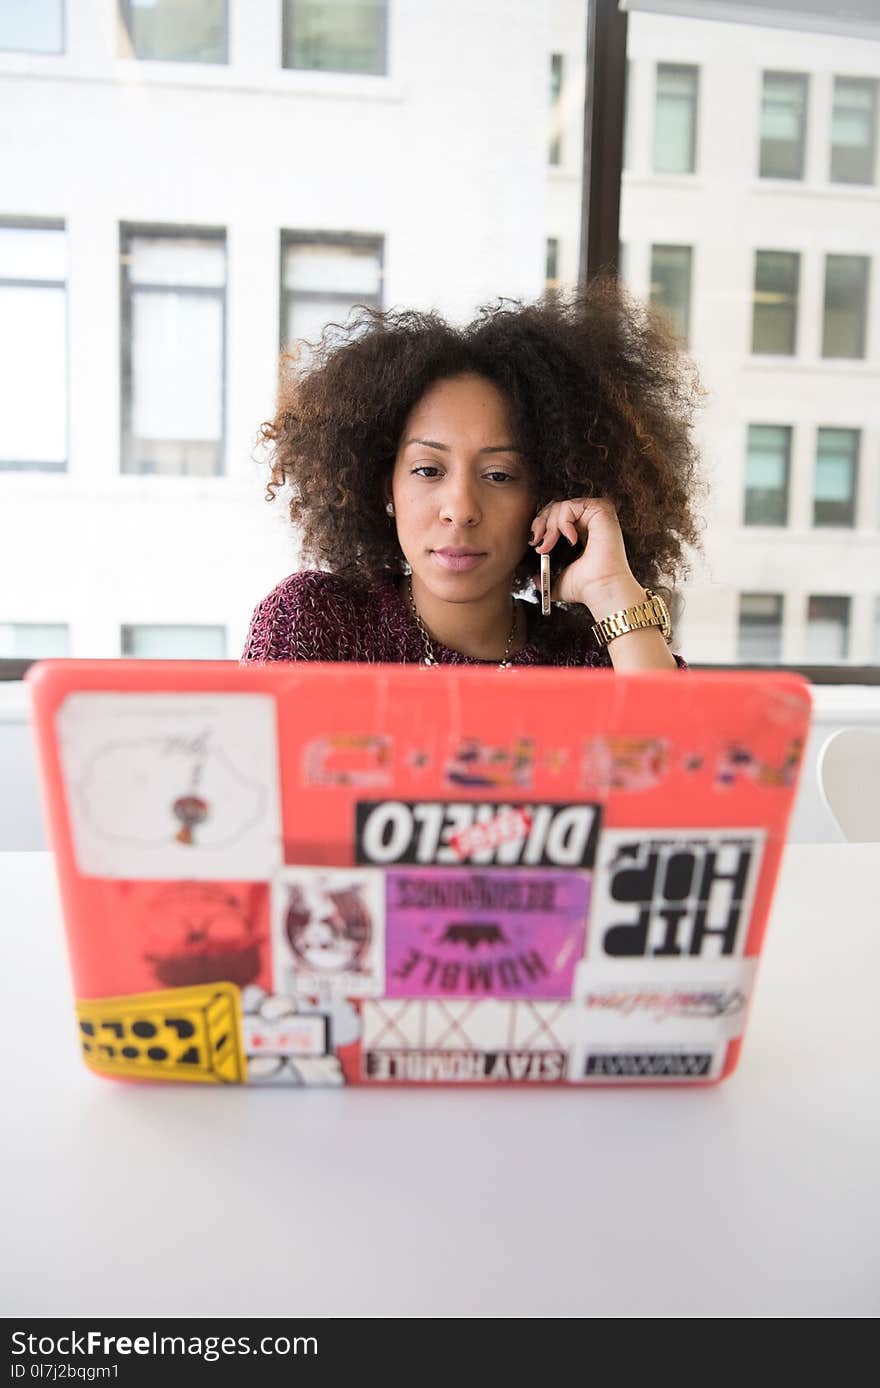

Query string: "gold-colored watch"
[[591, 588, 672, 648]]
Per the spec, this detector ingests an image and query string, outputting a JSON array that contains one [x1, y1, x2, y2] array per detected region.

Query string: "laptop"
[[27, 658, 812, 1088]]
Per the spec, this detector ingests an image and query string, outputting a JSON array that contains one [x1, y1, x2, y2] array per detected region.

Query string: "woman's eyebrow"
[[403, 437, 521, 454]]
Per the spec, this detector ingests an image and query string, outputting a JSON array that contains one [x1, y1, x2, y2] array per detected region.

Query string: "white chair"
[[816, 727, 880, 843]]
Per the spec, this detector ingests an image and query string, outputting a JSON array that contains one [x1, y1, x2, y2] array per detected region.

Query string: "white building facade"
[[1, 0, 878, 668]]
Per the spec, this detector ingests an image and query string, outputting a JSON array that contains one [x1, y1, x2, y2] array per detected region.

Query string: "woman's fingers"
[[532, 500, 586, 552]]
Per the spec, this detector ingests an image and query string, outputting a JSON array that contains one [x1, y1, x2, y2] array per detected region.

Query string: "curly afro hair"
[[259, 272, 707, 612]]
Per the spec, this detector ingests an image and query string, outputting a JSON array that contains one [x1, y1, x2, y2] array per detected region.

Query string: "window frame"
[[117, 0, 229, 65], [0, 216, 68, 473], [830, 75, 878, 185], [119, 222, 228, 477], [281, 0, 389, 77], [751, 249, 800, 356], [737, 592, 785, 664], [653, 61, 699, 175], [744, 423, 792, 527], [0, 0, 65, 55], [758, 69, 809, 180], [278, 230, 385, 355]]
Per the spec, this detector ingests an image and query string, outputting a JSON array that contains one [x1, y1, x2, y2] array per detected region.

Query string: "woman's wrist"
[[574, 572, 677, 671]]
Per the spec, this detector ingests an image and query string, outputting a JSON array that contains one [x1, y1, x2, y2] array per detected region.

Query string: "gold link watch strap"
[[591, 588, 672, 648]]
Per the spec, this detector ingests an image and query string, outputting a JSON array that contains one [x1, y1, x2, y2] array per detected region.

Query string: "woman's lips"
[[431, 550, 486, 571]]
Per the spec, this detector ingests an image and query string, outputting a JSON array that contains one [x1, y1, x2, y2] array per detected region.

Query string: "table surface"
[[2, 846, 878, 1319]]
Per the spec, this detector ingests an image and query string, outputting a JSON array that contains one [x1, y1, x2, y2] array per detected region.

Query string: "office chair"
[[816, 727, 880, 843]]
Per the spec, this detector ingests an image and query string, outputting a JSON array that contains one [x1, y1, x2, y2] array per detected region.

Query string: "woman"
[[242, 274, 704, 670]]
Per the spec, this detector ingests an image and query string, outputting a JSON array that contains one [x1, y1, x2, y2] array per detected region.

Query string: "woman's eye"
[[412, 465, 442, 477], [485, 471, 514, 483]]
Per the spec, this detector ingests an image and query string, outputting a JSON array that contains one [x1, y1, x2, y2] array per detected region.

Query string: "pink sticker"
[[385, 868, 590, 999]]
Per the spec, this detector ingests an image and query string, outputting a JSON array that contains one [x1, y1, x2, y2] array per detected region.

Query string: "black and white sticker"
[[585, 828, 765, 962]]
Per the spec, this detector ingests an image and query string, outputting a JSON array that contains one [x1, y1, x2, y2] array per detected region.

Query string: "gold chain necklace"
[[407, 576, 517, 669]]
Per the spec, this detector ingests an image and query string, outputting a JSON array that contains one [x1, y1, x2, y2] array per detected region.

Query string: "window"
[[117, 0, 227, 64], [738, 594, 783, 663], [649, 245, 692, 343], [280, 233, 383, 354], [282, 0, 387, 75], [121, 625, 226, 658], [813, 428, 859, 527], [745, 425, 791, 526], [822, 255, 869, 359], [121, 227, 226, 475], [0, 623, 69, 658], [807, 596, 850, 661], [0, 0, 64, 53], [549, 53, 564, 166], [831, 77, 878, 185], [752, 251, 799, 355], [0, 222, 67, 472], [759, 72, 808, 179], [653, 64, 698, 174], [546, 238, 559, 291]]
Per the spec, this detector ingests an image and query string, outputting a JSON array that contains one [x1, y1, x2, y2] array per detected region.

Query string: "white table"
[[2, 847, 878, 1319]]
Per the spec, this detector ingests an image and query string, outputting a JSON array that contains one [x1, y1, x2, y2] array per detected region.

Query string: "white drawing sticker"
[[57, 691, 283, 880]]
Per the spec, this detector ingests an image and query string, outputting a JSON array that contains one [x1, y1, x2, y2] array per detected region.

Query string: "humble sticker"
[[385, 867, 590, 998]]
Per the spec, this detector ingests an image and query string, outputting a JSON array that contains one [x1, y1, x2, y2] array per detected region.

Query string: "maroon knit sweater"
[[242, 570, 687, 669]]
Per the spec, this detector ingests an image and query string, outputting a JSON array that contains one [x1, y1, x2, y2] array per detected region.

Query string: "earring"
[[385, 501, 395, 516]]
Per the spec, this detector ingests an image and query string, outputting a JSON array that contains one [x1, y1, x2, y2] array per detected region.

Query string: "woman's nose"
[[439, 477, 481, 526]]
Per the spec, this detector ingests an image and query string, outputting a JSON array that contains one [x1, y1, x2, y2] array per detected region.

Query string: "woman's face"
[[390, 373, 538, 602]]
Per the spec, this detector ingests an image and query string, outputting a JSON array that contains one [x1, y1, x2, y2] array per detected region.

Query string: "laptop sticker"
[[443, 736, 535, 790], [76, 983, 245, 1084], [581, 736, 670, 794], [361, 999, 572, 1082], [57, 692, 282, 880], [303, 733, 393, 789], [272, 866, 385, 998], [585, 828, 765, 961], [385, 867, 590, 999], [573, 1046, 724, 1083], [355, 799, 601, 867], [240, 987, 346, 1086], [568, 959, 756, 1080]]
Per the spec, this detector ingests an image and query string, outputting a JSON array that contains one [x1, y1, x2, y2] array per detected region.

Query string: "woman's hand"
[[529, 496, 640, 613]]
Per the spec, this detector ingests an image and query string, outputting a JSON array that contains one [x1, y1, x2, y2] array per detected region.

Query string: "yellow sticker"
[[76, 983, 245, 1084]]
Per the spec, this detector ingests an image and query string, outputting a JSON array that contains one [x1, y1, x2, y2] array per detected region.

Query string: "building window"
[[121, 227, 226, 476], [549, 53, 564, 166], [759, 72, 808, 179], [282, 0, 387, 76], [121, 625, 226, 658], [653, 64, 698, 174], [831, 77, 878, 185], [752, 250, 799, 355], [0, 623, 70, 658], [546, 238, 559, 291], [117, 0, 227, 63], [280, 233, 383, 354], [0, 0, 64, 53], [649, 245, 692, 343], [813, 428, 859, 527], [806, 596, 850, 661], [0, 222, 67, 472], [822, 255, 869, 358], [745, 425, 791, 526], [738, 594, 783, 663]]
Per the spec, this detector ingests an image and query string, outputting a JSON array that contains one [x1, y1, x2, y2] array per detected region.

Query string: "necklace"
[[407, 576, 518, 669]]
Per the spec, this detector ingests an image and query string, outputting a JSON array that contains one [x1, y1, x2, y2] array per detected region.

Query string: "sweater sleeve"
[[240, 571, 358, 663]]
